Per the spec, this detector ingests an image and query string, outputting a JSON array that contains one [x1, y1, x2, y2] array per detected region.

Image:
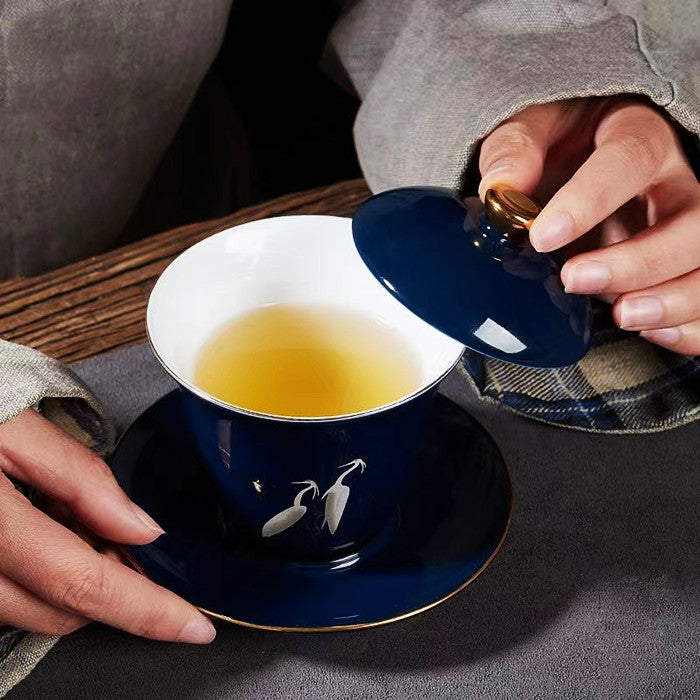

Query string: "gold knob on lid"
[[484, 188, 540, 243]]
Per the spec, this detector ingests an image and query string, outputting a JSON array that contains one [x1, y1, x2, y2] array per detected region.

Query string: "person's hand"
[[0, 408, 215, 643], [479, 97, 700, 355]]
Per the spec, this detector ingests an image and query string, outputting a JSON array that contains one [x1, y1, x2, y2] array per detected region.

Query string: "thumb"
[[478, 102, 564, 201]]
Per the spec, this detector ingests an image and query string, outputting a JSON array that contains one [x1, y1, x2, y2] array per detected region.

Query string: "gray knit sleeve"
[[328, 0, 700, 192], [0, 340, 114, 455]]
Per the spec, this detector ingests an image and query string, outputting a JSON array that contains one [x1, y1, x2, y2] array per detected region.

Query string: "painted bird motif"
[[261, 480, 319, 538], [322, 459, 366, 534]]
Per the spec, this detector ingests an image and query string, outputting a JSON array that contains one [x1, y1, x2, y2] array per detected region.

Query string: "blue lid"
[[352, 187, 592, 368]]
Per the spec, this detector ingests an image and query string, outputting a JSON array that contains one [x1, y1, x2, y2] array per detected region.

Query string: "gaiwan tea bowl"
[[146, 215, 464, 560]]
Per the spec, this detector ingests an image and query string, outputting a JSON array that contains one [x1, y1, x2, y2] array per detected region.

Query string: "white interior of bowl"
[[146, 215, 464, 419]]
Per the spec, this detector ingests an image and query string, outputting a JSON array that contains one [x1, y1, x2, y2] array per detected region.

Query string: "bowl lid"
[[352, 187, 591, 368]]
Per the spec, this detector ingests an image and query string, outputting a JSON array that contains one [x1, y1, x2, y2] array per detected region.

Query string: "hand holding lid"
[[352, 187, 591, 368]]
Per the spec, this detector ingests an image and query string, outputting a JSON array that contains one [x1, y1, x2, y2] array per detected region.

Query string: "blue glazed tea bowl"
[[146, 215, 464, 560]]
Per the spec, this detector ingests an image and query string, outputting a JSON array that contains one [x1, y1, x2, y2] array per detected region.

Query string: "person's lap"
[[0, 0, 232, 279]]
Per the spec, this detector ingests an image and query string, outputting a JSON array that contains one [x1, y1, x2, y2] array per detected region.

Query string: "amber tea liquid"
[[193, 305, 421, 417]]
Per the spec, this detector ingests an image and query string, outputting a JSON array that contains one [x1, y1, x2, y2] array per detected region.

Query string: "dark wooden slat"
[[0, 180, 371, 362]]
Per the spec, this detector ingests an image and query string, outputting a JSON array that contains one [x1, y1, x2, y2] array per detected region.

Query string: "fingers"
[[640, 319, 700, 356], [0, 409, 163, 544], [0, 570, 87, 636], [0, 508, 132, 637], [613, 268, 700, 331], [0, 473, 216, 643], [530, 103, 679, 252], [480, 98, 700, 355], [562, 197, 700, 356], [478, 102, 565, 199], [560, 203, 700, 294], [614, 266, 700, 355]]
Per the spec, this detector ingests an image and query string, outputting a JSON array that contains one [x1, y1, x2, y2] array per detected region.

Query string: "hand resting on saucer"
[[0, 408, 216, 643]]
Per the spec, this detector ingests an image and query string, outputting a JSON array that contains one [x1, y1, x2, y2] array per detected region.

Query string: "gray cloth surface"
[[8, 342, 700, 699]]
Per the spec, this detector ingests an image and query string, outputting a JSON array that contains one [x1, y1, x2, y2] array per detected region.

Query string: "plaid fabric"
[[460, 301, 700, 433]]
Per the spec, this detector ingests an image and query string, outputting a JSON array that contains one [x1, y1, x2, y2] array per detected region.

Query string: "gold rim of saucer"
[[119, 455, 514, 633]]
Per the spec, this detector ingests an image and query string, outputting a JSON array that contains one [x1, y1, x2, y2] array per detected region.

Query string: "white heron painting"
[[322, 459, 367, 535], [261, 480, 319, 538]]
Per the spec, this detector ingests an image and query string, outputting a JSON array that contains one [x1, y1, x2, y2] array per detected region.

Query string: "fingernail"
[[619, 296, 665, 329], [563, 261, 612, 294], [478, 164, 514, 198], [530, 211, 574, 252], [178, 618, 216, 644], [640, 327, 681, 347], [130, 502, 165, 535]]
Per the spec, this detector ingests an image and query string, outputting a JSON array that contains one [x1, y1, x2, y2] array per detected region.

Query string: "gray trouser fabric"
[[0, 0, 233, 279]]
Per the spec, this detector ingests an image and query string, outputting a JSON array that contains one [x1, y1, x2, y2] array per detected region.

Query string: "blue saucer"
[[110, 391, 512, 631]]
